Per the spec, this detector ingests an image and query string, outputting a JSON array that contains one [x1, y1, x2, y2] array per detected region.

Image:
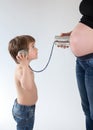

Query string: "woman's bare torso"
[[70, 22, 93, 56]]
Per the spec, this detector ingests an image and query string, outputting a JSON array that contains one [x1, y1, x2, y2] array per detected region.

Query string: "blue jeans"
[[12, 99, 35, 130], [76, 57, 93, 130]]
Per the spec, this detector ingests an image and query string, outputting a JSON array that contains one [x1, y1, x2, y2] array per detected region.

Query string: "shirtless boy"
[[8, 35, 38, 130]]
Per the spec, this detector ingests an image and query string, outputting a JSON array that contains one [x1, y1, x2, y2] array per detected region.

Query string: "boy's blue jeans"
[[76, 57, 93, 130], [12, 99, 35, 130]]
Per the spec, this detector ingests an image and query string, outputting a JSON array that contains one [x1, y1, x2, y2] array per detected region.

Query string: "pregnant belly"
[[70, 23, 93, 56]]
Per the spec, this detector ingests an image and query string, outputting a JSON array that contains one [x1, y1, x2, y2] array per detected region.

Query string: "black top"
[[79, 0, 93, 28]]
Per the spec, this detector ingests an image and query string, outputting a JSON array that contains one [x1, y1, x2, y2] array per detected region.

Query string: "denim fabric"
[[76, 57, 93, 130], [12, 99, 35, 130]]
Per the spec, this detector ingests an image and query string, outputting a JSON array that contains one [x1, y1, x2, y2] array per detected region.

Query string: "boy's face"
[[28, 42, 38, 60]]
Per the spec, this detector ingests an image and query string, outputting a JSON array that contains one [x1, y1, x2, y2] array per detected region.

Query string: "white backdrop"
[[0, 0, 85, 130]]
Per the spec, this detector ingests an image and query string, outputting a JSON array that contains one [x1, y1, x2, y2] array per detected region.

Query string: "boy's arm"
[[16, 52, 35, 90], [19, 65, 35, 90]]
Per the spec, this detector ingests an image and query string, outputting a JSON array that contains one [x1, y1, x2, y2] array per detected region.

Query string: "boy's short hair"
[[8, 35, 35, 63]]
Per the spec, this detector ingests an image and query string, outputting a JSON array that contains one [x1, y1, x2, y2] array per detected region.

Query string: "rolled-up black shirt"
[[79, 0, 93, 28]]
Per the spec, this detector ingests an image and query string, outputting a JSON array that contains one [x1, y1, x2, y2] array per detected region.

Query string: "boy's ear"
[[16, 55, 18, 60], [16, 55, 20, 63]]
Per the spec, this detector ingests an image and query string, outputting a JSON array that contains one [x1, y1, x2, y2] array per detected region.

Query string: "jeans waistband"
[[77, 53, 93, 60], [14, 99, 35, 110]]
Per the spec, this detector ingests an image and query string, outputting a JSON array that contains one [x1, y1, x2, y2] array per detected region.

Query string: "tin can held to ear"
[[18, 50, 28, 57]]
